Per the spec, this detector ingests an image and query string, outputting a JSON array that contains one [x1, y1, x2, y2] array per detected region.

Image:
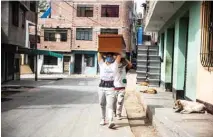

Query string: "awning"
[[17, 48, 63, 58], [31, 49, 63, 58]]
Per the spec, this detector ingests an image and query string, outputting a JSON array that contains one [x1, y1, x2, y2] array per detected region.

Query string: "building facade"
[[144, 1, 213, 113], [38, 0, 135, 75], [1, 1, 37, 82]]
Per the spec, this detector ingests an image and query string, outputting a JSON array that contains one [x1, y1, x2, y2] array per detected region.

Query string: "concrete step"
[[137, 73, 147, 78], [138, 48, 148, 51], [138, 46, 148, 50], [148, 49, 158, 51], [148, 74, 160, 80], [148, 72, 160, 75], [138, 62, 147, 66], [137, 59, 147, 62], [138, 50, 148, 55], [149, 56, 161, 61], [137, 56, 147, 61], [147, 79, 160, 87], [149, 60, 161, 63], [148, 50, 158, 56], [138, 54, 148, 57], [139, 90, 213, 137], [137, 77, 147, 82], [148, 66, 161, 69], [148, 68, 161, 74], [137, 64, 147, 68], [137, 67, 147, 72], [136, 70, 147, 74], [148, 63, 160, 69], [148, 46, 159, 50]]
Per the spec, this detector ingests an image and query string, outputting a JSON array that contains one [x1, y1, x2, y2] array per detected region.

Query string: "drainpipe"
[[35, 9, 38, 81]]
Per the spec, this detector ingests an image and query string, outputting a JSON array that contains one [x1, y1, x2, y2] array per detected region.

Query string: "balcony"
[[144, 1, 185, 31]]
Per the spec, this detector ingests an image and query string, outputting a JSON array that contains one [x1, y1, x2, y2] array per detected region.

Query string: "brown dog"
[[141, 88, 157, 94], [140, 82, 149, 86]]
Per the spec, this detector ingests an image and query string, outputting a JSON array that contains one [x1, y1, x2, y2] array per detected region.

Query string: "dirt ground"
[[124, 72, 160, 137], [124, 90, 160, 137]]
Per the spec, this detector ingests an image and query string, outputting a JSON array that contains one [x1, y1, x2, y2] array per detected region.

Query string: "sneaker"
[[108, 122, 115, 129], [100, 119, 106, 126], [117, 114, 122, 120]]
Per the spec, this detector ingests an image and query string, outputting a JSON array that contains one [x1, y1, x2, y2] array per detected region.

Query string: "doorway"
[[183, 17, 189, 98], [171, 28, 175, 92], [74, 54, 82, 74]]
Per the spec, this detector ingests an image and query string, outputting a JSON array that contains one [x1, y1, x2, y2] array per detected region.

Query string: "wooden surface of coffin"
[[98, 34, 126, 53]]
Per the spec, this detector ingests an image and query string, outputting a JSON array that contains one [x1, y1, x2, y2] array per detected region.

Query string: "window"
[[101, 5, 119, 17], [143, 35, 151, 41], [200, 1, 213, 68], [76, 28, 92, 40], [30, 1, 36, 12], [84, 54, 95, 67], [21, 8, 25, 28], [44, 30, 56, 41], [59, 30, 67, 42], [43, 56, 58, 65], [11, 2, 19, 27], [77, 5, 93, 17], [101, 29, 118, 34]]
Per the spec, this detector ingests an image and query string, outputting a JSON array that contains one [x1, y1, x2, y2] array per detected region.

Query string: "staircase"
[[136, 45, 161, 87]]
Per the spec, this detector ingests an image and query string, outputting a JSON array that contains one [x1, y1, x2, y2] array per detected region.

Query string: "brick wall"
[[39, 28, 72, 51], [39, 0, 133, 52]]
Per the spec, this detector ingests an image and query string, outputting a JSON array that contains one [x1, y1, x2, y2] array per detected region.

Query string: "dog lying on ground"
[[173, 99, 206, 114], [140, 82, 149, 86], [141, 88, 157, 94]]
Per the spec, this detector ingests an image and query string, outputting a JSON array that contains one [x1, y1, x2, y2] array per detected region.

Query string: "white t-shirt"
[[114, 64, 127, 88], [99, 60, 119, 81]]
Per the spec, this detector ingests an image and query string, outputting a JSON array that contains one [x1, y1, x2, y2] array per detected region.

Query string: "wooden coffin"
[[98, 34, 126, 53]]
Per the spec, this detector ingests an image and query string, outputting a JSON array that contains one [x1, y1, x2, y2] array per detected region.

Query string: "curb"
[[122, 106, 136, 137]]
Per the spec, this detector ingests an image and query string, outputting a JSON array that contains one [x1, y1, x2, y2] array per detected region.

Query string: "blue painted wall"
[[159, 1, 201, 100], [72, 51, 98, 75], [185, 1, 201, 100]]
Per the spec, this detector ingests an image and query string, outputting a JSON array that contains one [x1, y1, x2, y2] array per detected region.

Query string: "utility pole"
[[35, 3, 38, 81]]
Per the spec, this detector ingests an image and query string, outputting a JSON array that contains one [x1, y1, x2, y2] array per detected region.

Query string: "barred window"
[[101, 5, 119, 17], [84, 54, 95, 67], [76, 28, 92, 41], [200, 1, 213, 68], [43, 56, 58, 65], [77, 5, 93, 17], [44, 30, 56, 41]]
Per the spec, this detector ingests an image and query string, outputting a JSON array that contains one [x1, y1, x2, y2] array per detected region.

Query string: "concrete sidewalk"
[[136, 84, 213, 137]]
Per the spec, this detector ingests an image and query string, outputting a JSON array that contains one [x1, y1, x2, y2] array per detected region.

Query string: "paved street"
[[2, 78, 133, 137]]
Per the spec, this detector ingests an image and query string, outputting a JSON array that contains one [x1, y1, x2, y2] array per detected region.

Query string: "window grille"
[[200, 1, 213, 69]]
